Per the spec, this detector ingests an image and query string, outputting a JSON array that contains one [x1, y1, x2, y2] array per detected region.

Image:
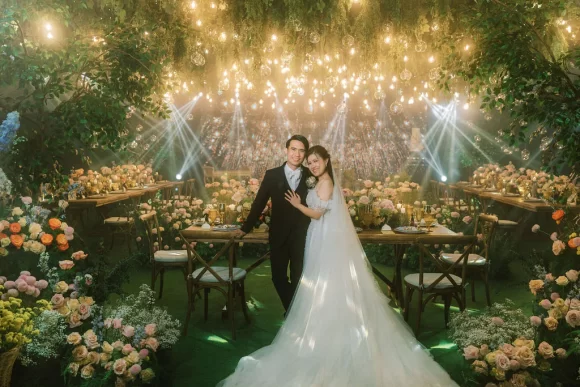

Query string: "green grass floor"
[[119, 257, 534, 387], [11, 245, 535, 387]]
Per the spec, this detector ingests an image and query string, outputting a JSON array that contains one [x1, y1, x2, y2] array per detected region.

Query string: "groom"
[[235, 135, 311, 313]]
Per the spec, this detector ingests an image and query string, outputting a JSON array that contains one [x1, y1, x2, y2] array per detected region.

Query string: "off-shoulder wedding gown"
[[218, 183, 458, 387]]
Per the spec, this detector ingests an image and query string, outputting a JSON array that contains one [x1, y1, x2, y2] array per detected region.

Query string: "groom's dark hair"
[[286, 134, 309, 151]]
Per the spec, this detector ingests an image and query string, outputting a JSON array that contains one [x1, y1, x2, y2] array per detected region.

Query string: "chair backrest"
[[161, 185, 175, 201], [415, 235, 477, 292], [184, 179, 196, 199], [139, 211, 162, 261], [179, 232, 236, 286], [429, 180, 440, 200], [203, 166, 214, 183], [473, 213, 499, 261]]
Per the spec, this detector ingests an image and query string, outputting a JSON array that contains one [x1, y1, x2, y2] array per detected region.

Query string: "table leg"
[[370, 243, 407, 308], [393, 244, 408, 308]]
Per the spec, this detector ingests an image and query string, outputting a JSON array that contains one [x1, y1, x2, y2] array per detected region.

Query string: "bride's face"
[[307, 154, 327, 177]]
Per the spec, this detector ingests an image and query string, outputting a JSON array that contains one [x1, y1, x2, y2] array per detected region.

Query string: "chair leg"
[[204, 288, 210, 321], [471, 279, 476, 302], [444, 294, 452, 328], [183, 284, 194, 336], [483, 270, 492, 307], [239, 282, 251, 323], [403, 286, 413, 322], [109, 229, 115, 250], [228, 286, 236, 340], [415, 290, 423, 334], [151, 264, 157, 291], [158, 268, 165, 299]]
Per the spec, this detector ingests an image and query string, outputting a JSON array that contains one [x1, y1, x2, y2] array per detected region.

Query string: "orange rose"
[[552, 209, 565, 224], [569, 239, 577, 249], [10, 234, 24, 249], [58, 242, 70, 251], [55, 234, 68, 246], [41, 234, 54, 246], [48, 218, 62, 230], [9, 222, 21, 234], [0, 233, 7, 240]]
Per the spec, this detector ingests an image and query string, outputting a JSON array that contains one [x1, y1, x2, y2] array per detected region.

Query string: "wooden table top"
[[67, 181, 176, 208], [451, 184, 578, 213], [181, 224, 473, 245]]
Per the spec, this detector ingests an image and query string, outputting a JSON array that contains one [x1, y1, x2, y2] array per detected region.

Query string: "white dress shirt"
[[284, 163, 302, 191]]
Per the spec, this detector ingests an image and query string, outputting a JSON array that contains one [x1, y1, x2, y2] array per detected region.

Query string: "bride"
[[218, 145, 458, 387]]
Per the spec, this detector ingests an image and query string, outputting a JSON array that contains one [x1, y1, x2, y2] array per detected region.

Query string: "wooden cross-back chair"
[[403, 235, 477, 334], [441, 213, 498, 306], [179, 233, 250, 340], [139, 211, 188, 299]]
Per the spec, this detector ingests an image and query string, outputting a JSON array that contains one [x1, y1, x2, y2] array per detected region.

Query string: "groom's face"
[[285, 140, 306, 169]]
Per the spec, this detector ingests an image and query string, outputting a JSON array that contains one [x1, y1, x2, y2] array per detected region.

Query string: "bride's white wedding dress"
[[218, 183, 458, 387]]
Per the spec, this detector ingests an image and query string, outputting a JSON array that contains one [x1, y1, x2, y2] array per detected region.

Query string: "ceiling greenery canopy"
[[0, 0, 578, 194]]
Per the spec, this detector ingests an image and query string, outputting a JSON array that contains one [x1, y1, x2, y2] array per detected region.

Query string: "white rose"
[[12, 207, 23, 216], [1, 238, 9, 247], [60, 222, 69, 231], [18, 217, 27, 227]]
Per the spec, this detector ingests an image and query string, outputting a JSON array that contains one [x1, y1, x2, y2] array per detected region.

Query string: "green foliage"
[[0, 0, 179, 195], [437, 0, 580, 172]]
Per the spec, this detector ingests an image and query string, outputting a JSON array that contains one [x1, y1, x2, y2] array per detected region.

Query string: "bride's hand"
[[285, 190, 301, 208]]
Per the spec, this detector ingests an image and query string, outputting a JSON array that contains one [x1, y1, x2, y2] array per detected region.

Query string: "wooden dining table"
[[65, 181, 179, 226], [450, 184, 579, 213], [180, 224, 470, 308]]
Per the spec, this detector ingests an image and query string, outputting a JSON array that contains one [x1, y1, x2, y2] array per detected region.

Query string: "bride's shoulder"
[[316, 179, 334, 201]]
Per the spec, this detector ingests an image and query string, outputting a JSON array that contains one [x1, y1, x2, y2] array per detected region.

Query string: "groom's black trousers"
[[270, 229, 307, 312]]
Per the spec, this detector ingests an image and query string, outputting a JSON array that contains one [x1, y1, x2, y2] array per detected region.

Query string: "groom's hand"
[[234, 229, 246, 238]]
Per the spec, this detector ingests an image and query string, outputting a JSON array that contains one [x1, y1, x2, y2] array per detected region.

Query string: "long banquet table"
[[450, 184, 579, 213], [181, 224, 474, 308]]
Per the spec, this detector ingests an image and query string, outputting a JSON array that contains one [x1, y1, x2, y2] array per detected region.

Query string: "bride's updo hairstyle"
[[306, 145, 334, 183]]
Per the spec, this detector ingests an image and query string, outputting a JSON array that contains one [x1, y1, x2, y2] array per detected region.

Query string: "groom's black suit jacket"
[[241, 163, 311, 247]]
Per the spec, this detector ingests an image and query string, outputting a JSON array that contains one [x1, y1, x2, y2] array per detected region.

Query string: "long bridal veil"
[[218, 182, 458, 387]]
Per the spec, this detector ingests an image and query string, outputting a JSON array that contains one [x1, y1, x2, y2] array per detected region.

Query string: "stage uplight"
[[176, 173, 183, 180], [441, 175, 447, 182]]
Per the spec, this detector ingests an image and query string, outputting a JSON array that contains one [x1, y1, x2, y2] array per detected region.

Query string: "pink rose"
[[112, 340, 124, 350], [463, 345, 480, 360], [566, 270, 579, 282], [59, 260, 75, 270], [139, 349, 149, 359], [3, 281, 15, 289], [141, 337, 159, 352], [16, 280, 28, 293], [565, 310, 580, 328], [25, 285, 35, 295], [495, 353, 510, 371], [546, 273, 555, 282], [51, 294, 65, 308], [112, 318, 122, 329], [36, 280, 48, 290], [509, 360, 521, 371], [555, 348, 567, 359], [113, 359, 127, 375], [552, 240, 566, 255], [144, 323, 157, 336], [530, 316, 542, 327], [551, 292, 561, 302], [129, 364, 142, 376], [538, 341, 554, 359], [122, 344, 134, 355], [25, 276, 36, 286], [500, 344, 515, 358], [21, 196, 32, 205], [531, 224, 540, 233], [539, 299, 552, 310], [550, 232, 558, 241], [122, 325, 135, 338]]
